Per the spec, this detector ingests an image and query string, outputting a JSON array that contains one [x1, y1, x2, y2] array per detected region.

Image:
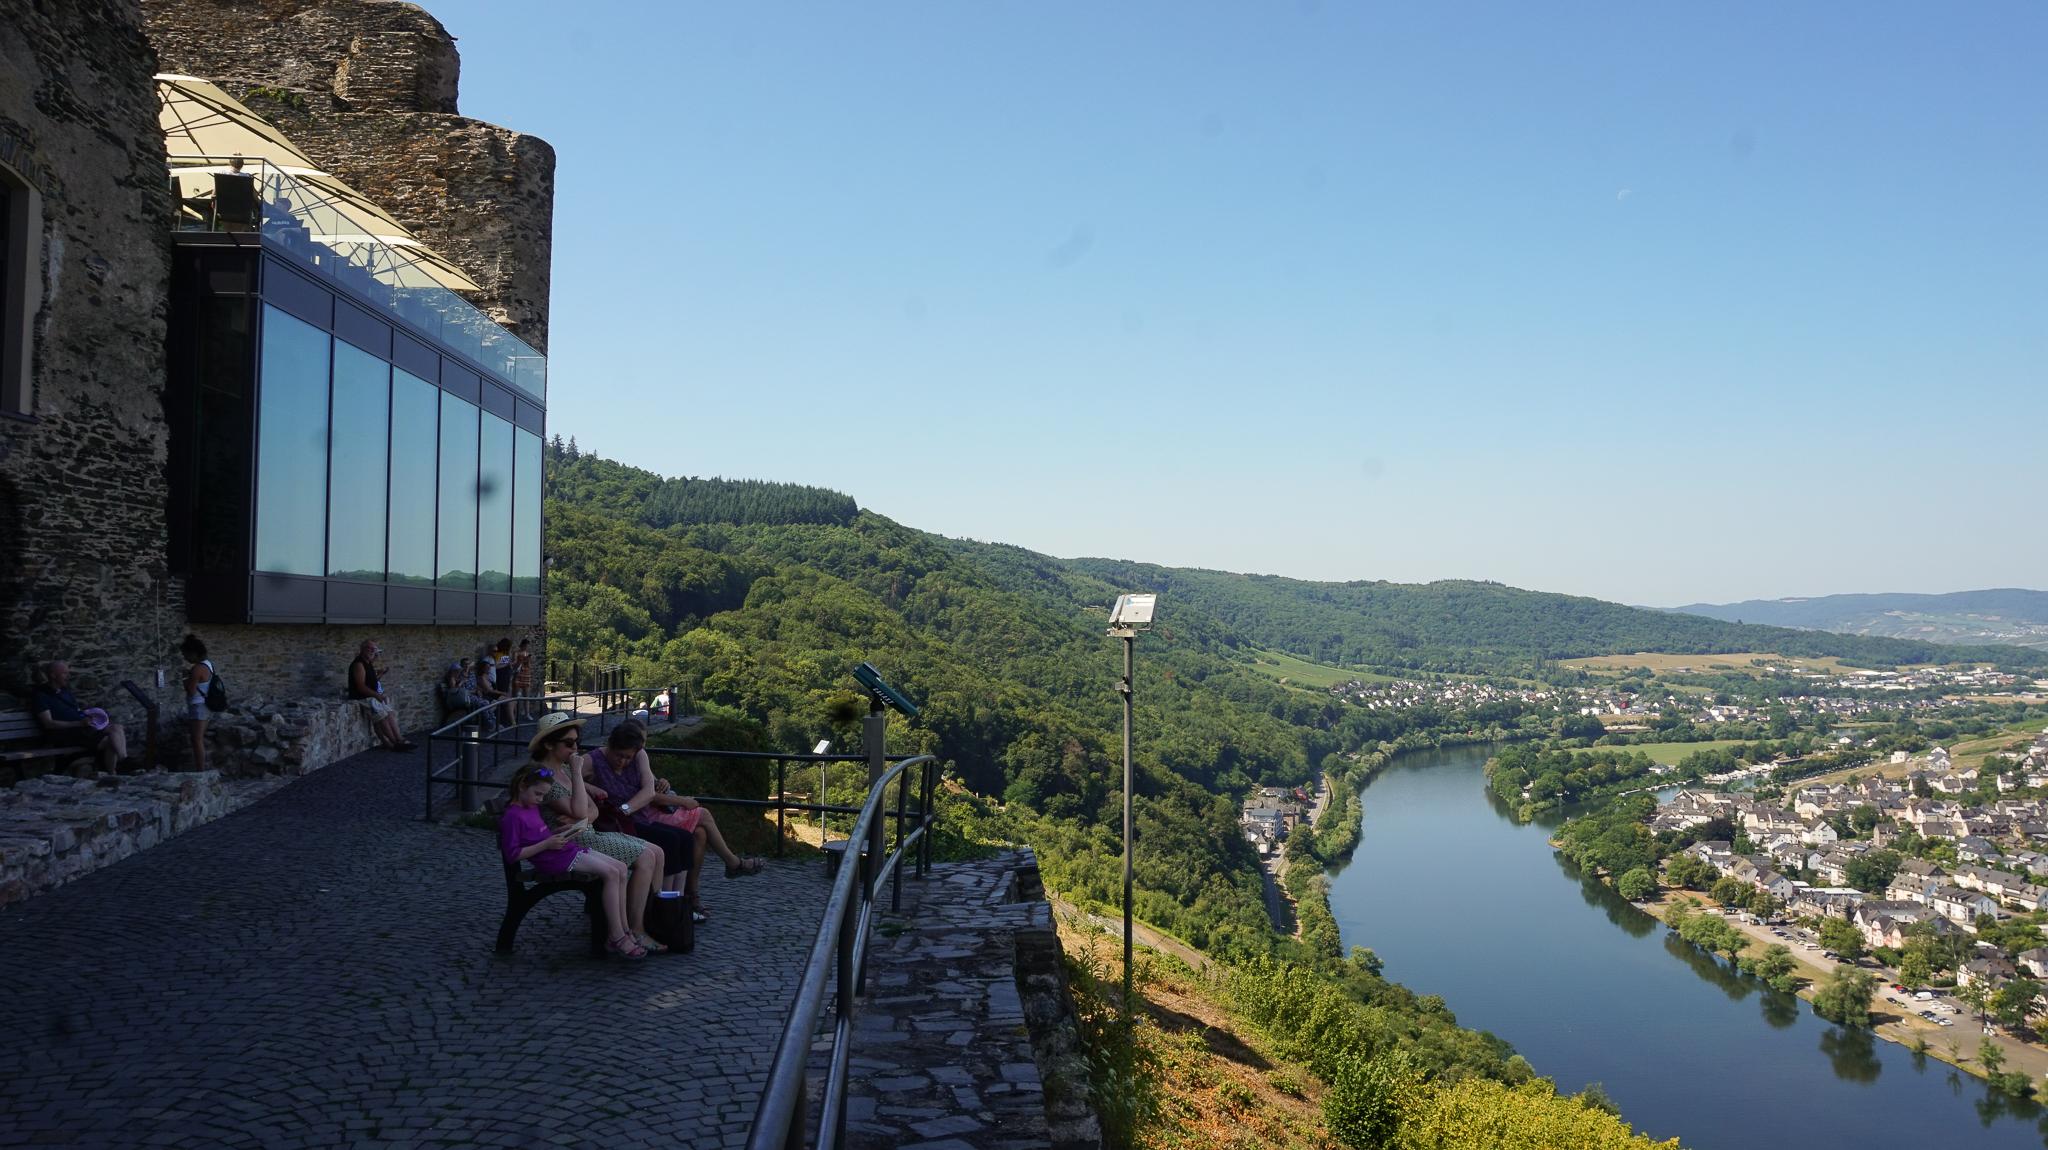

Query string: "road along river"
[[1325, 743, 2048, 1149]]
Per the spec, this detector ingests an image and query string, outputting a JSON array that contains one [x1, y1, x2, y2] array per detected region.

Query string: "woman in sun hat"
[[528, 712, 669, 953]]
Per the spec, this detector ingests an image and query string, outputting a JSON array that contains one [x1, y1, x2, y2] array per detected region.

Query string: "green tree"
[[1711, 876, 1750, 906], [1980, 1039, 2006, 1074], [1616, 868, 1656, 902], [1843, 849, 1902, 894], [1812, 968, 1878, 1027], [1899, 948, 1933, 987], [1994, 979, 2040, 1031], [1750, 944, 1801, 993], [1819, 917, 1866, 963]]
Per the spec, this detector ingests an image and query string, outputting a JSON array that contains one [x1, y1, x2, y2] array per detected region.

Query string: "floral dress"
[[544, 767, 649, 865]]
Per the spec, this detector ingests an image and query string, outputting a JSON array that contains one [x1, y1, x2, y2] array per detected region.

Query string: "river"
[[1325, 743, 2048, 1149]]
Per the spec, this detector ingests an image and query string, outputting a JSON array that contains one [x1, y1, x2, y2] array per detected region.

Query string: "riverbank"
[[1631, 890, 2048, 1086]]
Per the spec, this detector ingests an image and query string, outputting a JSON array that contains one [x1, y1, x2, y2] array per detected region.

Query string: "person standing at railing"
[[529, 712, 669, 954], [510, 638, 535, 722], [588, 720, 762, 924]]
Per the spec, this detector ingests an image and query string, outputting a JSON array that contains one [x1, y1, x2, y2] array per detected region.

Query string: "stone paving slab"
[[808, 854, 1099, 1150], [0, 742, 827, 1149]]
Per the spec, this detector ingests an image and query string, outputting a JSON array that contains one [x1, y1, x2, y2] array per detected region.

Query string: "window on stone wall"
[[327, 341, 391, 581], [387, 368, 439, 587], [477, 412, 513, 593], [0, 162, 41, 417]]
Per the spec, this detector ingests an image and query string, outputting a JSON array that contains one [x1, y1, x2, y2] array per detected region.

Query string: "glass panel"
[[327, 343, 389, 580], [513, 428, 541, 595], [477, 413, 513, 593], [254, 305, 329, 576], [194, 297, 252, 575], [387, 369, 439, 586], [437, 390, 478, 588]]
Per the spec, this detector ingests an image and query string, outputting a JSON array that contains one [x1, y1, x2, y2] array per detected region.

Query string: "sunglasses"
[[531, 768, 554, 780]]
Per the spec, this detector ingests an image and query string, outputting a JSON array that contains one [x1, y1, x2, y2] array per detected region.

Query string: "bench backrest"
[[0, 708, 48, 744]]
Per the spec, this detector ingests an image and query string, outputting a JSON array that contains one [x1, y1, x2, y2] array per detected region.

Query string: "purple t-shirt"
[[499, 803, 583, 875], [587, 748, 654, 827]]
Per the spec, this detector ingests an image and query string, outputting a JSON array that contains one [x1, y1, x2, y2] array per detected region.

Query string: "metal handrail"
[[748, 753, 939, 1150]]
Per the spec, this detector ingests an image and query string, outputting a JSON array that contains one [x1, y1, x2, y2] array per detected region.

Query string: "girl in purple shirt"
[[500, 763, 644, 959]]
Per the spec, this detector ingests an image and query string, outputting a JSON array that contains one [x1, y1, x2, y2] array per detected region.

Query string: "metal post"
[[892, 764, 911, 911], [1119, 632, 1135, 1024], [459, 724, 481, 814], [776, 759, 787, 858], [864, 702, 887, 892], [667, 683, 678, 725]]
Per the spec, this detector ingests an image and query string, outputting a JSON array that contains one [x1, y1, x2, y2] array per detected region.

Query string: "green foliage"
[[1486, 745, 1658, 814], [1994, 978, 2041, 1030], [1615, 868, 1655, 901], [1323, 1049, 1416, 1149], [1818, 918, 1866, 963], [1812, 968, 1878, 1027], [1742, 944, 1802, 994], [1842, 849, 1902, 894], [1394, 1077, 1681, 1149], [1552, 796, 1661, 877]]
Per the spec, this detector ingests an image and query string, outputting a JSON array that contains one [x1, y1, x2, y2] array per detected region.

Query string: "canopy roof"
[[156, 74, 479, 293]]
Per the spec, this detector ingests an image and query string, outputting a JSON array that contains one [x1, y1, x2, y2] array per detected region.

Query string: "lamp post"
[[1105, 592, 1156, 1026]]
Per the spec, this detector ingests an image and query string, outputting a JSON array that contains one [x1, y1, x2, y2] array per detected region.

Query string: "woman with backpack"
[[181, 634, 221, 771]]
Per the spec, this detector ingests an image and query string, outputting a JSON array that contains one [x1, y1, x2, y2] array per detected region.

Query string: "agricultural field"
[[1243, 649, 1390, 689], [1574, 739, 1751, 766], [1558, 651, 1862, 678]]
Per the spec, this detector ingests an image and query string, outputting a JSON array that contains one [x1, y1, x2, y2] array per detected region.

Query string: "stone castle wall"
[[0, 0, 176, 719], [0, 0, 553, 765], [141, 0, 556, 349]]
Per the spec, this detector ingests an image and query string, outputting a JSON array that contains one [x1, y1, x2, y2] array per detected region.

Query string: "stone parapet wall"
[[0, 0, 176, 722], [0, 768, 286, 907]]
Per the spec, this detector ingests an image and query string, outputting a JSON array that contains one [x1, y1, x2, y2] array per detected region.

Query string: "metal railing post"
[[776, 758, 787, 858], [863, 704, 887, 892], [893, 764, 911, 911], [459, 724, 481, 814]]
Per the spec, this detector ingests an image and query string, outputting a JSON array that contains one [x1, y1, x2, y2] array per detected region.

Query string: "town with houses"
[[1240, 784, 1314, 858], [1327, 664, 2035, 725], [1653, 725, 2048, 992]]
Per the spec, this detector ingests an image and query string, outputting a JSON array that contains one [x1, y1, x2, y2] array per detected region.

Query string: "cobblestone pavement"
[[0, 742, 827, 1149], [818, 854, 1096, 1150]]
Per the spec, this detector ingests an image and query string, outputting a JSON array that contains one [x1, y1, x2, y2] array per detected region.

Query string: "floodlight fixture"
[[813, 739, 833, 756], [853, 661, 920, 719], [1108, 593, 1156, 631]]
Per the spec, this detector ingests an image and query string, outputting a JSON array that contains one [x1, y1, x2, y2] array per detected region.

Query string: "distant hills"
[[1058, 562, 2048, 672], [1667, 589, 2048, 649]]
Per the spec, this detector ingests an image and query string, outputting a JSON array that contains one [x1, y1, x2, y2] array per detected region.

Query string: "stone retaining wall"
[[0, 768, 286, 907]]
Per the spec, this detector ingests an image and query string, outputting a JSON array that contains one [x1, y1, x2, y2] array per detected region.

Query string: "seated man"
[[348, 639, 416, 752], [32, 660, 128, 775]]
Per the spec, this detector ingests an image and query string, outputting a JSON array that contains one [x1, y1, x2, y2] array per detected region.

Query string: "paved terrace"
[[0, 741, 827, 1150]]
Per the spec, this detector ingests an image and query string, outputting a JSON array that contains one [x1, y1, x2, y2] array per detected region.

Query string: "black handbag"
[[645, 890, 694, 954]]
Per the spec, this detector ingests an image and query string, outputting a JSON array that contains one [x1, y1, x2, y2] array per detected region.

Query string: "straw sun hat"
[[527, 711, 587, 757]]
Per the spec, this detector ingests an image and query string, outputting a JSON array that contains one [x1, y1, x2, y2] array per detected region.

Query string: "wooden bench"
[[0, 707, 90, 785], [497, 856, 609, 958]]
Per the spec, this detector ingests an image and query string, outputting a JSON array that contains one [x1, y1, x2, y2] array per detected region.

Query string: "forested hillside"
[[1061, 560, 2048, 673]]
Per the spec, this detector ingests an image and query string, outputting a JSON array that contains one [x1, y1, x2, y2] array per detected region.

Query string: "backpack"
[[204, 663, 228, 713]]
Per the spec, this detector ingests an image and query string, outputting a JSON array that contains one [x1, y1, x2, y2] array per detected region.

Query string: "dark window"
[[254, 305, 330, 575], [327, 341, 390, 580], [1, 164, 39, 416], [436, 390, 478, 588]]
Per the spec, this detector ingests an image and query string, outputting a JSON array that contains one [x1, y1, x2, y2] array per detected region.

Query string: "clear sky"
[[429, 1, 2046, 607]]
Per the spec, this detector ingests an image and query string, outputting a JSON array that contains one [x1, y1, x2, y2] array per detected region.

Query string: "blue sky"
[[431, 2, 2046, 606]]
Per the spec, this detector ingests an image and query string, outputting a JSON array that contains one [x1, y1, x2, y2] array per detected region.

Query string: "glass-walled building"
[[160, 78, 545, 627]]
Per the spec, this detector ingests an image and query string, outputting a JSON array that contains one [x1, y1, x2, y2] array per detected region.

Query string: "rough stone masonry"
[[1, 0, 555, 750]]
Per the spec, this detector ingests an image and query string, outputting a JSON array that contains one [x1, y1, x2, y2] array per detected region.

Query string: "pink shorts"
[[647, 805, 704, 834]]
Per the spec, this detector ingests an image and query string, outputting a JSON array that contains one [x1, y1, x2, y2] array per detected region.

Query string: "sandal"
[[692, 909, 709, 924], [724, 856, 765, 879], [607, 934, 647, 960], [635, 933, 669, 955]]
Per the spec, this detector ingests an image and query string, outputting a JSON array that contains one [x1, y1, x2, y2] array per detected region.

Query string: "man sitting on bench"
[[33, 660, 128, 775]]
